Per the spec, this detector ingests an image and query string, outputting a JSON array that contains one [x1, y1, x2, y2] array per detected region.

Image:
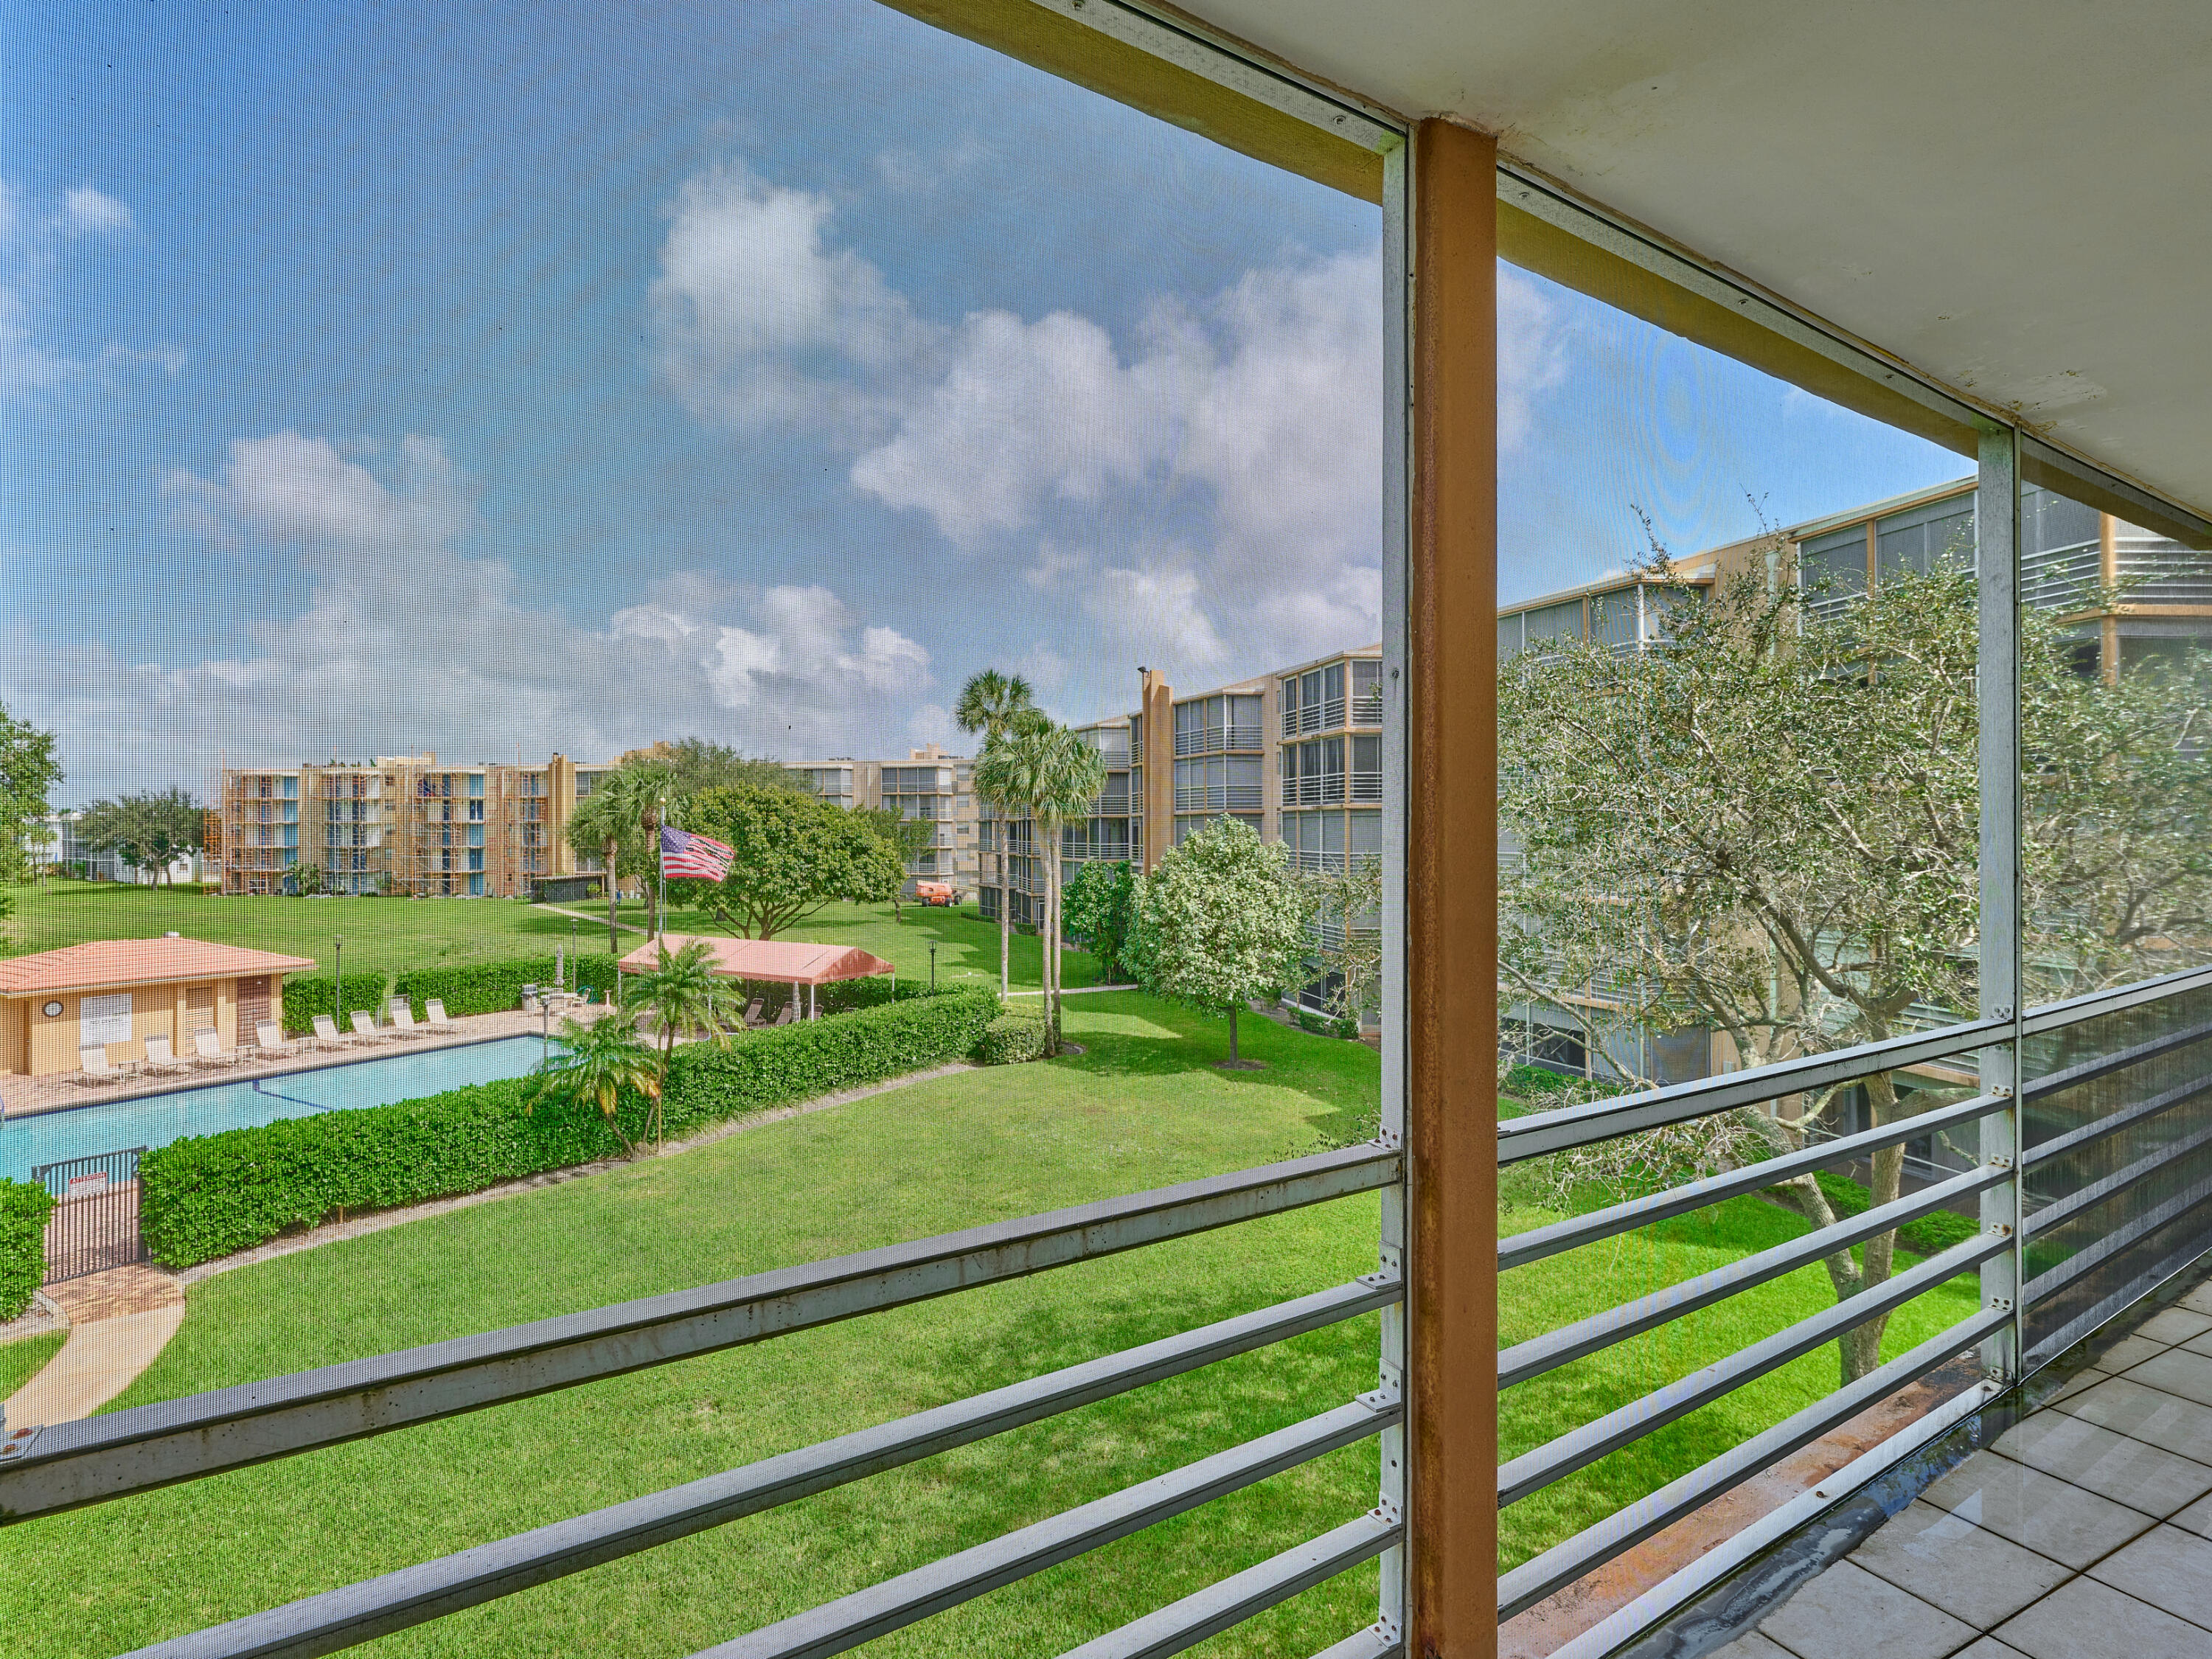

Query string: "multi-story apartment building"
[[218, 754, 615, 898], [782, 744, 982, 893], [975, 650, 1387, 1015]]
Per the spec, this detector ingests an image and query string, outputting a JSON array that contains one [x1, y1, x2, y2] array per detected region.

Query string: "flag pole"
[[656, 797, 667, 948]]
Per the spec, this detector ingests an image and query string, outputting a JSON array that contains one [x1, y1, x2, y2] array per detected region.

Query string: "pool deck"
[[0, 1004, 616, 1121]]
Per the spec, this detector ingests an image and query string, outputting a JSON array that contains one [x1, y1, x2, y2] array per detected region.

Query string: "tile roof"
[[616, 933, 895, 985], [0, 937, 320, 996]]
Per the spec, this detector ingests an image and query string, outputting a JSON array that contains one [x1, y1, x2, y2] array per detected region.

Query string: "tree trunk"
[[998, 843, 1010, 998], [1044, 844, 1059, 1052], [1228, 1004, 1240, 1064], [605, 837, 621, 953]]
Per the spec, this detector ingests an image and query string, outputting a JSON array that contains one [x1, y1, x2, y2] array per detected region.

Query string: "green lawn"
[[0, 992, 1980, 1655], [0, 1332, 64, 1400], [1, 883, 1074, 993]]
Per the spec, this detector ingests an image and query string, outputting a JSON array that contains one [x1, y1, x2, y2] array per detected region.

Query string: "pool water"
[[0, 1037, 549, 1180]]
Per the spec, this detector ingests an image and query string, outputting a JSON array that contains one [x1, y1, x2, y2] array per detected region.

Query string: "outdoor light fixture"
[[333, 936, 344, 1021], [929, 942, 938, 992]]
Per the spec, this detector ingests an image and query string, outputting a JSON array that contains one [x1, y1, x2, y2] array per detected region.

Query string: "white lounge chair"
[[141, 1035, 189, 1074], [422, 999, 452, 1030], [311, 1014, 352, 1048], [191, 1029, 238, 1068], [75, 1045, 121, 1085], [350, 1010, 394, 1044], [386, 999, 432, 1039], [255, 1020, 292, 1054]]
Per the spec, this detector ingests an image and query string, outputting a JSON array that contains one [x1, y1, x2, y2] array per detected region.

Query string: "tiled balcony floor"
[[1716, 1284, 2212, 1659]]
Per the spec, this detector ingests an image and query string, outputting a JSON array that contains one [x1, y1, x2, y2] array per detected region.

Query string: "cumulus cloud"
[[1498, 268, 1566, 451], [648, 154, 1395, 686], [1, 178, 178, 397], [648, 161, 936, 435], [4, 432, 931, 794], [873, 135, 990, 195]]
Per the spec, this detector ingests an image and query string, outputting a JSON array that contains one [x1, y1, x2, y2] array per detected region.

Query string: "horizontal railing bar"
[[690, 1397, 1400, 1659], [1540, 1377, 2000, 1659], [2025, 1166, 2212, 1307], [1497, 1305, 2006, 1618], [1499, 1164, 2006, 1391], [1053, 1511, 1399, 1659], [118, 1276, 1402, 1659], [2023, 1015, 2212, 1102], [1498, 1230, 2007, 1508], [0, 1144, 1399, 1523], [1498, 1020, 2006, 1164], [2025, 1118, 2212, 1242], [2020, 962, 2212, 1037], [1500, 1092, 2009, 1271], [2025, 1072, 2212, 1169], [1307, 1631, 1402, 1659]]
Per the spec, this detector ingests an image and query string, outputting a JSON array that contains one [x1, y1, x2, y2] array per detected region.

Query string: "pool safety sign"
[[80, 993, 133, 1048], [66, 1170, 110, 1199]]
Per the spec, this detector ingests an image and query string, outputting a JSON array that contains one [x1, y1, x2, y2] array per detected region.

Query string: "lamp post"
[[570, 917, 579, 995], [333, 936, 343, 1026], [929, 941, 937, 993]]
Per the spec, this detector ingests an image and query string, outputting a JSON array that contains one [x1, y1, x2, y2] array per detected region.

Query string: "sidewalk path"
[[2, 1264, 183, 1425]]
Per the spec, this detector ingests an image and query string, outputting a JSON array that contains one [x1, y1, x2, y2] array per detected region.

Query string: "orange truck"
[[914, 880, 956, 907]]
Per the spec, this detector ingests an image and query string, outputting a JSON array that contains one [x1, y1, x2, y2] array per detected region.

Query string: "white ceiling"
[[1175, 1, 2212, 520]]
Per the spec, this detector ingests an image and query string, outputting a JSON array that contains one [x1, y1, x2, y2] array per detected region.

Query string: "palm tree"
[[525, 1013, 659, 1158], [597, 762, 677, 939], [622, 937, 734, 1148], [954, 669, 1037, 996], [973, 715, 1106, 1052], [565, 789, 635, 952]]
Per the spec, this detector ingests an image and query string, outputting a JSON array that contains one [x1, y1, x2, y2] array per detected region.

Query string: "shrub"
[[393, 954, 624, 1020], [280, 972, 391, 1035], [1783, 1169, 1983, 1260], [977, 1011, 1048, 1065], [141, 987, 1001, 1267], [0, 1180, 55, 1322]]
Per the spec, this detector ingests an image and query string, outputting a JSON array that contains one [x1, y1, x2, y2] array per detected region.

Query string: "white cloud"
[[4, 432, 931, 796], [1498, 268, 1566, 451], [1085, 564, 1229, 672], [648, 161, 936, 434], [1, 178, 179, 398], [873, 136, 990, 195], [63, 187, 131, 235]]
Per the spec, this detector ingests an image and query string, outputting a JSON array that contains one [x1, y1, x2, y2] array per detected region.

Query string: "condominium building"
[[782, 744, 981, 891], [218, 753, 615, 897]]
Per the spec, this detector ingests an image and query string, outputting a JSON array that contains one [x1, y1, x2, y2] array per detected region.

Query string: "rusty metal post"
[[1408, 117, 1499, 1657]]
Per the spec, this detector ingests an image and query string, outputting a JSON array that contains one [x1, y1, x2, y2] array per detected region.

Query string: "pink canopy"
[[616, 933, 894, 987]]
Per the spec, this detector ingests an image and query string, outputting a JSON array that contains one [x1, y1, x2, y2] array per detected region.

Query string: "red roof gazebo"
[[616, 933, 896, 1020]]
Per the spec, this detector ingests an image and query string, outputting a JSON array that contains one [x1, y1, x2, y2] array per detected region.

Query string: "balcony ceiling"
[[1174, 0, 2212, 520]]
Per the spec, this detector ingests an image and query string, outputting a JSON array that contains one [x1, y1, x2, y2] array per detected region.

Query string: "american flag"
[[661, 825, 735, 882]]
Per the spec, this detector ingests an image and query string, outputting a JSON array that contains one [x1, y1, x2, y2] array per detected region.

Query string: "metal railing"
[[1493, 959, 2212, 1649], [0, 1147, 1403, 1658]]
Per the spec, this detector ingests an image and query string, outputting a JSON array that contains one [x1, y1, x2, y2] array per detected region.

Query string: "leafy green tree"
[[565, 787, 639, 953], [627, 738, 815, 799], [954, 669, 1037, 996], [622, 938, 734, 1149], [684, 784, 905, 939], [1062, 860, 1138, 984], [0, 702, 60, 889], [1500, 540, 2212, 1381], [1303, 853, 1384, 1028], [283, 860, 324, 896], [75, 787, 205, 886], [972, 715, 1105, 1051], [525, 1013, 660, 1158], [562, 762, 675, 940], [1131, 817, 1311, 1065], [853, 807, 939, 921]]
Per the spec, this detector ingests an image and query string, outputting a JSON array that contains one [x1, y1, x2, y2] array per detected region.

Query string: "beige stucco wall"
[[7, 975, 244, 1076]]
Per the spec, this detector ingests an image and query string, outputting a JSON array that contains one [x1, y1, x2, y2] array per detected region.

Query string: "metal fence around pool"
[[32, 1147, 148, 1284]]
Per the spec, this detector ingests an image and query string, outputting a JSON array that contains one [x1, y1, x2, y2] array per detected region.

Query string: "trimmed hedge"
[[141, 987, 1000, 1267], [978, 1011, 1047, 1065], [280, 973, 392, 1035], [392, 954, 623, 1020], [0, 1179, 55, 1322]]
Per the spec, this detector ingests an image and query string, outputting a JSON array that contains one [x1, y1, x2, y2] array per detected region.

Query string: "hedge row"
[[1801, 1169, 1982, 1259], [140, 987, 1001, 1267], [0, 1180, 55, 1322], [392, 954, 622, 1020], [279, 973, 392, 1035]]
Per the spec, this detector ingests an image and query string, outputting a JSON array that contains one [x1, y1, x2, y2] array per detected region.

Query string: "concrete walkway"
[[1717, 1279, 2212, 1658], [2, 1265, 182, 1425]]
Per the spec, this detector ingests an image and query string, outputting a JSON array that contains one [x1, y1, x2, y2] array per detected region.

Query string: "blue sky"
[[2, 0, 1966, 801]]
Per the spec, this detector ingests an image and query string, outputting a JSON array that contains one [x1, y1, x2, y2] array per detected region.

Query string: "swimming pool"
[[0, 1037, 549, 1180]]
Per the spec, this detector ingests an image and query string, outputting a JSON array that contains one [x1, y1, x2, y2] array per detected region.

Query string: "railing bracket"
[[0, 1425, 41, 1464]]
